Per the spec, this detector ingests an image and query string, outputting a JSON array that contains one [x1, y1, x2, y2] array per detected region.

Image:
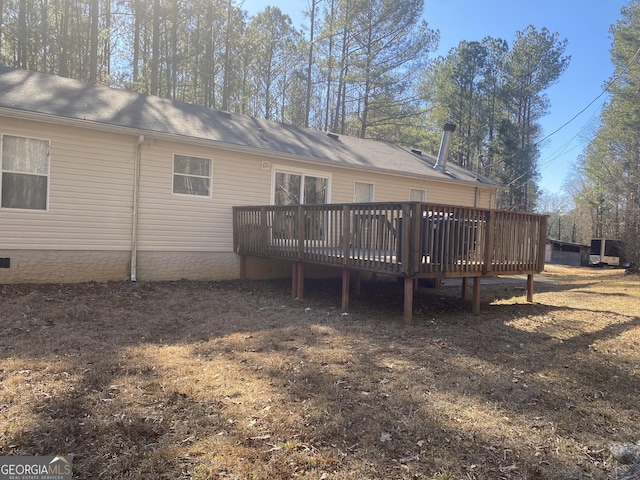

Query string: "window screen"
[[173, 154, 212, 197], [1, 135, 50, 210]]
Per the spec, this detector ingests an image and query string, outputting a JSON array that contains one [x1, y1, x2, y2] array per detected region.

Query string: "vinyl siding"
[[136, 140, 271, 251], [1, 117, 495, 257], [0, 118, 134, 250]]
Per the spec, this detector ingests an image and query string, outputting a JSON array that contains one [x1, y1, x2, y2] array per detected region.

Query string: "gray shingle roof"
[[0, 66, 499, 187]]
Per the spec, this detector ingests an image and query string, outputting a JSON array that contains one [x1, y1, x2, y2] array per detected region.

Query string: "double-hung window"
[[409, 188, 426, 202], [172, 154, 212, 197], [1, 134, 50, 210], [354, 181, 374, 203]]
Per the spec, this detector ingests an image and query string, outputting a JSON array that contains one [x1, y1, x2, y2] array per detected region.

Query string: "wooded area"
[[538, 1, 640, 266], [0, 0, 570, 212]]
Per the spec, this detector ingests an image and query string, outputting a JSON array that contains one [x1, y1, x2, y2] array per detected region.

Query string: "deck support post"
[[342, 268, 350, 310], [292, 262, 304, 300], [472, 276, 481, 315], [461, 277, 468, 300], [240, 255, 247, 280], [291, 262, 298, 299], [527, 274, 534, 303], [404, 277, 414, 324]]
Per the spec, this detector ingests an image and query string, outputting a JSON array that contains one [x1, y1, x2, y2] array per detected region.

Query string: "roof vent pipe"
[[434, 123, 456, 172]]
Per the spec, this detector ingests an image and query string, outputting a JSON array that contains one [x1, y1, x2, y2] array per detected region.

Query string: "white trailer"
[[589, 238, 625, 267]]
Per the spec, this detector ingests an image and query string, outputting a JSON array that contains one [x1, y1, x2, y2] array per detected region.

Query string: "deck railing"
[[233, 202, 547, 278]]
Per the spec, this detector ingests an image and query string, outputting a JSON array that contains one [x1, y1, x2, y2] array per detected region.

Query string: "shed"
[[545, 239, 590, 267]]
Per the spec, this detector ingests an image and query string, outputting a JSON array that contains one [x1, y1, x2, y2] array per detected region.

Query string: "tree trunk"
[[89, 0, 99, 82], [59, 0, 70, 77], [221, 0, 232, 111], [17, 0, 27, 69], [304, 0, 317, 128], [132, 0, 142, 83], [150, 0, 160, 95]]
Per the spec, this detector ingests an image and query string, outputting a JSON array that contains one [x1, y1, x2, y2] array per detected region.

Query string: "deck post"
[[291, 262, 298, 299], [404, 277, 414, 324], [260, 206, 268, 255], [527, 274, 534, 303], [297, 205, 305, 260], [472, 276, 481, 315], [483, 211, 495, 275], [232, 206, 239, 255], [537, 216, 548, 272], [401, 204, 412, 276], [240, 255, 247, 280], [461, 276, 468, 300], [343, 205, 351, 268], [410, 203, 422, 276], [342, 268, 350, 310], [296, 262, 304, 300]]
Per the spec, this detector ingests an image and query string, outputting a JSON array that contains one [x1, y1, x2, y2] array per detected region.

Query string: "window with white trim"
[[354, 181, 374, 202], [1, 134, 50, 210], [172, 154, 212, 197], [409, 188, 426, 202], [274, 170, 328, 205]]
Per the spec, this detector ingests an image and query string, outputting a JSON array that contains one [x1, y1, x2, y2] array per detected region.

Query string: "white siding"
[[137, 140, 272, 251], [1, 116, 497, 273], [0, 118, 134, 250]]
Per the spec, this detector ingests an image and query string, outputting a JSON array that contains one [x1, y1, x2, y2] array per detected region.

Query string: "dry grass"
[[1, 265, 639, 479]]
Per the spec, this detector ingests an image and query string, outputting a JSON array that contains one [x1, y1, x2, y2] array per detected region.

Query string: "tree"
[[500, 26, 570, 211], [537, 190, 573, 241], [246, 7, 302, 121], [575, 1, 640, 264], [349, 0, 437, 139], [424, 41, 491, 170], [304, 0, 321, 127], [422, 28, 568, 212]]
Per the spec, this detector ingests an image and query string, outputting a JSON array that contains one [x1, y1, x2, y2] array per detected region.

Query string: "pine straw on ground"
[[1, 265, 639, 479]]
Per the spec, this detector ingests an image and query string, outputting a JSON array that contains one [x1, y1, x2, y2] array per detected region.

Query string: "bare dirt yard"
[[1, 265, 639, 479]]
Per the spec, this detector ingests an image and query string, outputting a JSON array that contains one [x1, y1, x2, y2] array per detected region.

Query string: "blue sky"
[[242, 0, 628, 195]]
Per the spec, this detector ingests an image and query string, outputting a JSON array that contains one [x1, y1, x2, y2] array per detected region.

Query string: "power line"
[[504, 44, 640, 190], [534, 45, 640, 149]]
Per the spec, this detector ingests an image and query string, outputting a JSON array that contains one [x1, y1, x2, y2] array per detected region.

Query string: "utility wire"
[[504, 44, 640, 189]]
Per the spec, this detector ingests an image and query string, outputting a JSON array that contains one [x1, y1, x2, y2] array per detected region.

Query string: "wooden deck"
[[233, 202, 548, 322]]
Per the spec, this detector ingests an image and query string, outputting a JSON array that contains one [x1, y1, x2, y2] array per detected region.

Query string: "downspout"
[[131, 135, 144, 282]]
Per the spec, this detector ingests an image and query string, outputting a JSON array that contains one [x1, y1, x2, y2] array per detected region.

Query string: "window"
[[354, 182, 374, 202], [409, 188, 426, 202], [173, 154, 212, 197], [274, 171, 328, 205], [1, 134, 50, 210], [273, 169, 329, 241]]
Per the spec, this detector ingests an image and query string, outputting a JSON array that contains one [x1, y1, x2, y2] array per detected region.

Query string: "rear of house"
[[0, 67, 501, 284]]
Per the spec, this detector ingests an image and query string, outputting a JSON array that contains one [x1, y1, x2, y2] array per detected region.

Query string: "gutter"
[[131, 135, 144, 282]]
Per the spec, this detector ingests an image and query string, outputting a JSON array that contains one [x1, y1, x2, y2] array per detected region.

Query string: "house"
[[0, 66, 503, 284]]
